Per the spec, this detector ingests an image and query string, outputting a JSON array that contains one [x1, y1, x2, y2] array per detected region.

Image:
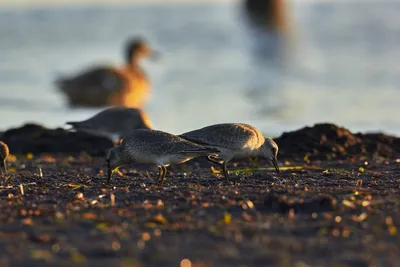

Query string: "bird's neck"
[[128, 53, 144, 66], [125, 60, 145, 75], [126, 61, 139, 69], [257, 140, 267, 153]]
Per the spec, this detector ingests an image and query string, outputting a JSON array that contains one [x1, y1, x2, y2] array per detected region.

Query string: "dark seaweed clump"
[[0, 123, 112, 156], [275, 123, 400, 161]]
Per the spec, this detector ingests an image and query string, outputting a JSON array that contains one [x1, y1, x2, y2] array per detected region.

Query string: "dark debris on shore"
[[275, 123, 400, 161], [0, 123, 112, 156]]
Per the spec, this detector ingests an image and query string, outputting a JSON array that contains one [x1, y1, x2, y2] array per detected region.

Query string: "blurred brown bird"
[[56, 37, 157, 109]]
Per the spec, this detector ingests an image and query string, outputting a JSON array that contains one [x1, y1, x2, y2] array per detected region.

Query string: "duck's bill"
[[272, 158, 281, 174]]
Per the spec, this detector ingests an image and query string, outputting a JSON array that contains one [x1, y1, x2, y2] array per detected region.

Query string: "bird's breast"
[[122, 77, 151, 108]]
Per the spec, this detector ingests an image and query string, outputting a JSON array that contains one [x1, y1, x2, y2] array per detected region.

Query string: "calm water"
[[0, 1, 399, 137]]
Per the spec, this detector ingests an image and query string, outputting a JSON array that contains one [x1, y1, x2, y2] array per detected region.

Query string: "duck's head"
[[125, 37, 158, 64]]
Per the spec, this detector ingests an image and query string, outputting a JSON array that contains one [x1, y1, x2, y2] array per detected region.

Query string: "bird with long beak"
[[105, 129, 220, 186], [179, 123, 281, 180], [0, 141, 9, 176]]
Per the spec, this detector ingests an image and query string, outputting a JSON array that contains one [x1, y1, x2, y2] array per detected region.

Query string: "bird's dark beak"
[[272, 157, 280, 174], [107, 162, 112, 185], [1, 160, 7, 176]]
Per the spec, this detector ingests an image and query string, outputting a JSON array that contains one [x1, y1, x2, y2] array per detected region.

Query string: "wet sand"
[[0, 123, 399, 267]]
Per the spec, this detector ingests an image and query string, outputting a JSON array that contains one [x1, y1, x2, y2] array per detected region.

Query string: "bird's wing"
[[126, 130, 213, 156], [180, 124, 254, 150], [77, 107, 144, 133]]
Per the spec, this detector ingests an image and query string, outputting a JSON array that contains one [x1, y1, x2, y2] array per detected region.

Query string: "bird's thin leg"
[[159, 166, 167, 186], [222, 161, 230, 181], [0, 160, 4, 175], [207, 155, 224, 165], [207, 155, 229, 180], [156, 166, 163, 184]]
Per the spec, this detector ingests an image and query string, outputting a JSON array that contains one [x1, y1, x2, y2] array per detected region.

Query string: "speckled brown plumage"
[[180, 123, 280, 179], [106, 129, 219, 185]]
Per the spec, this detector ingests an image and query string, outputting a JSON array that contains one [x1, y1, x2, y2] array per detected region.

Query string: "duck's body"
[[66, 106, 152, 145], [106, 129, 220, 185], [180, 123, 280, 179], [110, 64, 151, 108], [56, 37, 154, 108]]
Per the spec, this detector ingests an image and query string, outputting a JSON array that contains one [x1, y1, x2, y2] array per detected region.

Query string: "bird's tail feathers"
[[54, 77, 70, 92], [65, 121, 81, 130]]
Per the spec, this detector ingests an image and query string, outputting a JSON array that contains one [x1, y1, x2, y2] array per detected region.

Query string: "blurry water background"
[[0, 0, 399, 137]]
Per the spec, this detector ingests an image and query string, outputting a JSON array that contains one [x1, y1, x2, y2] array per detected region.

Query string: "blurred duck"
[[56, 37, 156, 108], [241, 0, 294, 65], [243, 0, 290, 33]]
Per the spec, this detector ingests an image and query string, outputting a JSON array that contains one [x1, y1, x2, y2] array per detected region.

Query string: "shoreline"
[[1, 122, 398, 160]]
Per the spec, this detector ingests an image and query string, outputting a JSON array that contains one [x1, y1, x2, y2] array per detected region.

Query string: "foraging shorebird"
[[0, 141, 9, 175], [66, 106, 152, 145], [55, 37, 157, 108], [105, 129, 220, 185], [179, 123, 280, 180]]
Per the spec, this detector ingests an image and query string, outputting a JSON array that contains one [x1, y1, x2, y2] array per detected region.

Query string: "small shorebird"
[[66, 106, 152, 145], [179, 123, 280, 180], [56, 37, 157, 108], [105, 129, 219, 185], [0, 141, 9, 175]]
